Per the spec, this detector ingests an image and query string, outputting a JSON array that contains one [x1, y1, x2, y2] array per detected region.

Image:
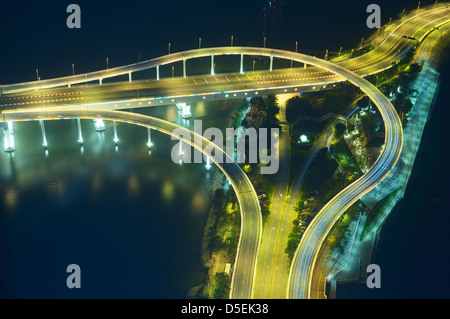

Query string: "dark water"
[[0, 101, 242, 298], [337, 60, 450, 299]]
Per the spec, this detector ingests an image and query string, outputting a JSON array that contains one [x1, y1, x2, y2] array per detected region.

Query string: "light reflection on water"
[[0, 99, 243, 298]]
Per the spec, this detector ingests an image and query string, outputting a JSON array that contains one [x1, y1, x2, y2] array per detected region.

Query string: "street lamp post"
[[291, 41, 298, 68], [263, 37, 266, 48], [339, 47, 343, 57], [72, 64, 74, 75], [199, 37, 201, 49], [106, 57, 109, 69], [168, 42, 171, 54], [231, 35, 233, 47], [36, 68, 39, 81]]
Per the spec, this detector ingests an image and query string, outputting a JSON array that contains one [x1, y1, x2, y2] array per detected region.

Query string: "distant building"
[[261, 0, 283, 48]]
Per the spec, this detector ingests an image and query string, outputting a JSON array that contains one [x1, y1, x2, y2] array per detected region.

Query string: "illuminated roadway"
[[0, 3, 448, 299]]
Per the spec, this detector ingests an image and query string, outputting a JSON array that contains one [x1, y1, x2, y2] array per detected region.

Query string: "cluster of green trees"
[[326, 203, 363, 253], [202, 187, 241, 273], [210, 189, 241, 258], [331, 139, 363, 183], [350, 45, 374, 59], [285, 198, 310, 262], [333, 122, 347, 139], [285, 148, 340, 261], [378, 48, 421, 94], [240, 93, 280, 223], [211, 272, 231, 299], [286, 83, 359, 121], [302, 148, 338, 195], [263, 94, 280, 128]]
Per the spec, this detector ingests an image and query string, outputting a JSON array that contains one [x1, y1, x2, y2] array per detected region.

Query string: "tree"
[[409, 63, 421, 74], [211, 273, 231, 299], [399, 98, 413, 114]]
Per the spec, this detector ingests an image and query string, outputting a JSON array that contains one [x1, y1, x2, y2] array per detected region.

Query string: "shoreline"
[[330, 27, 449, 297]]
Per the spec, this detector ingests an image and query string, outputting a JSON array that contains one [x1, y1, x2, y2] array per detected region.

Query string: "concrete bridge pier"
[[179, 140, 184, 157], [211, 54, 215, 75], [76, 118, 83, 145], [183, 59, 187, 78], [181, 103, 191, 119], [240, 53, 244, 74], [128, 72, 132, 83], [147, 128, 153, 148], [269, 55, 274, 72], [113, 121, 119, 144], [2, 121, 15, 152], [156, 65, 160, 80]]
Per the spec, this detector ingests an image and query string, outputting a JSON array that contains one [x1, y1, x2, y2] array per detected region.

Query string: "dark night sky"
[[0, 0, 434, 84]]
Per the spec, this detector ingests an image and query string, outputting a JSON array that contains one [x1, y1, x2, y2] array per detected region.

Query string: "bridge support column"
[[77, 118, 83, 145], [269, 55, 273, 72], [211, 54, 215, 75], [179, 140, 183, 156], [156, 65, 160, 80], [304, 62, 307, 69], [128, 72, 132, 83], [3, 121, 15, 152], [205, 157, 211, 170], [113, 121, 119, 144], [183, 59, 187, 78], [240, 54, 244, 74], [39, 120, 48, 148], [99, 78, 103, 85], [68, 84, 71, 88], [147, 128, 153, 148]]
